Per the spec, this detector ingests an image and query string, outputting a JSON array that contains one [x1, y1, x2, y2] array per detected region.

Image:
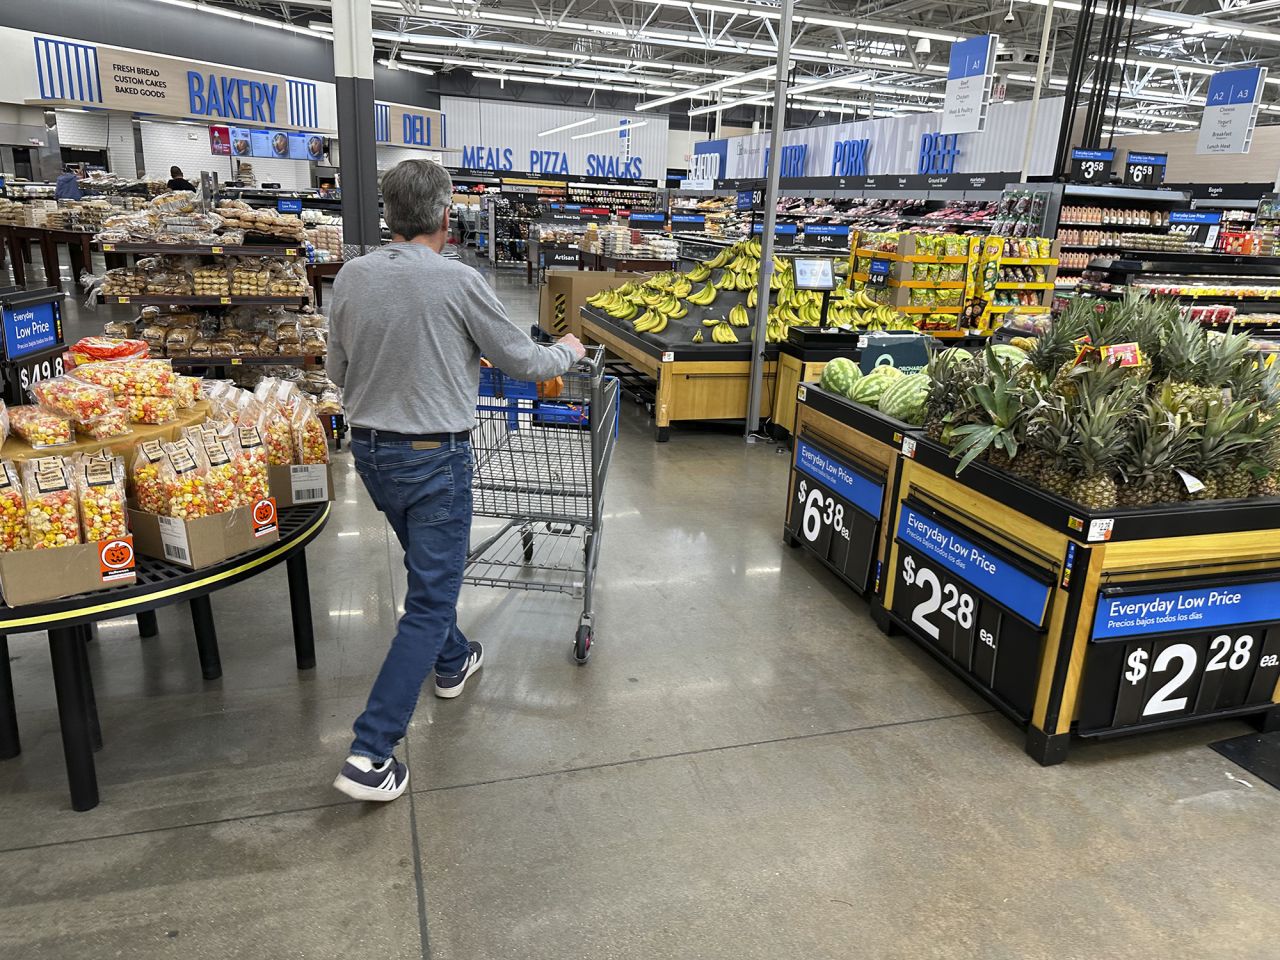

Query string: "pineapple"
[[1186, 401, 1266, 501], [1024, 398, 1075, 497], [1059, 369, 1146, 510], [1115, 397, 1199, 508], [947, 347, 1040, 475]]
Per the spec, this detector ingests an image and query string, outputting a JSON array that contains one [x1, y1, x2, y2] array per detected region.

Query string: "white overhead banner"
[[716, 97, 1064, 180], [941, 34, 998, 135], [440, 97, 668, 179], [1196, 66, 1268, 155]]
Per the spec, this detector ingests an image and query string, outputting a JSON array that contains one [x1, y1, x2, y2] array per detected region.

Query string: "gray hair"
[[382, 159, 453, 239]]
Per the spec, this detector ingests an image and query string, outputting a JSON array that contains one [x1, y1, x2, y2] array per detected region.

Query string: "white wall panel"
[[54, 110, 137, 177], [721, 98, 1065, 178], [440, 97, 668, 180], [1110, 128, 1280, 185], [139, 121, 312, 188]]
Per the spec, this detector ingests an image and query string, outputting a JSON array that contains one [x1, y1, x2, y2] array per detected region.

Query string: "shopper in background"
[[54, 164, 83, 200], [167, 166, 196, 192], [328, 158, 585, 802]]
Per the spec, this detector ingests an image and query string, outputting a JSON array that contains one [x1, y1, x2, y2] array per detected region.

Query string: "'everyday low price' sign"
[[2, 299, 62, 361]]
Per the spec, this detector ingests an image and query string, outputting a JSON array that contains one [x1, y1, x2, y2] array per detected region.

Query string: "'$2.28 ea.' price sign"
[[1079, 580, 1280, 732]]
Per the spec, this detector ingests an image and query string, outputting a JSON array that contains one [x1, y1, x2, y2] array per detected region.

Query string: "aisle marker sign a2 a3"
[[891, 506, 1054, 719], [1078, 579, 1280, 733], [788, 439, 884, 593]]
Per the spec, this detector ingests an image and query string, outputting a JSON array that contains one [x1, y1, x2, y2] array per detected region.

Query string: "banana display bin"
[[785, 386, 1280, 765]]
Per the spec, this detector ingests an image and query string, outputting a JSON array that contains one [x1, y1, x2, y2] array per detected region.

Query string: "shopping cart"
[[464, 346, 619, 663]]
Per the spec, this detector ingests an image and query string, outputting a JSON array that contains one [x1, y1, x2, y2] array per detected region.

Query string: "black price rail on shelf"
[[98, 295, 310, 307], [98, 242, 304, 257]]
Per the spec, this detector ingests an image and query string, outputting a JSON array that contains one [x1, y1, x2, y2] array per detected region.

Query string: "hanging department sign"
[[940, 34, 998, 135], [1197, 66, 1267, 155], [24, 33, 329, 131], [375, 101, 446, 150]]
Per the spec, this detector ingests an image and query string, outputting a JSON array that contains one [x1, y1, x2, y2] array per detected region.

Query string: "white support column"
[[745, 1, 795, 439], [1020, 2, 1056, 182], [333, 0, 380, 256]]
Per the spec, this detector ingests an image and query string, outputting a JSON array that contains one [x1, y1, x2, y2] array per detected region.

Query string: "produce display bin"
[[770, 330, 869, 440], [872, 437, 1280, 765], [782, 384, 919, 597], [580, 306, 777, 442], [539, 269, 648, 339]]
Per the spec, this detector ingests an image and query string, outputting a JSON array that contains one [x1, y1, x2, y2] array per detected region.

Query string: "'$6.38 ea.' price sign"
[[786, 439, 883, 592], [1078, 580, 1280, 733]]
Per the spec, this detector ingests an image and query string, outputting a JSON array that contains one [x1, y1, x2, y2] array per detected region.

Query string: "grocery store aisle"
[[1, 256, 1278, 960]]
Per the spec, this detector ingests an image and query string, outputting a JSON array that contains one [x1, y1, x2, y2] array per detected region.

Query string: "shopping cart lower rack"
[[465, 346, 619, 662]]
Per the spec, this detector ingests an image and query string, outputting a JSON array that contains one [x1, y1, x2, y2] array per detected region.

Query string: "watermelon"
[[866, 363, 906, 380], [878, 372, 930, 424], [819, 357, 861, 397], [989, 344, 1029, 368], [849, 368, 899, 405], [937, 347, 973, 362]]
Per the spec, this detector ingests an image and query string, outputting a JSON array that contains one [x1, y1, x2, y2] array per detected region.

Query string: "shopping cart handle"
[[573, 344, 606, 375]]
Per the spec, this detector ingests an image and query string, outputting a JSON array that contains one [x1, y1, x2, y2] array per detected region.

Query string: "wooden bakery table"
[[4, 227, 94, 288]]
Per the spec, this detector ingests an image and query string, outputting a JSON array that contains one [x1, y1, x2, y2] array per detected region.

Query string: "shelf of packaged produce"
[[989, 304, 1052, 313], [927, 329, 988, 338], [97, 242, 303, 257], [994, 282, 1055, 290], [1129, 288, 1280, 301], [998, 257, 1058, 266], [1058, 221, 1170, 229], [167, 355, 324, 367], [898, 306, 963, 314], [854, 249, 969, 263], [97, 294, 310, 306]]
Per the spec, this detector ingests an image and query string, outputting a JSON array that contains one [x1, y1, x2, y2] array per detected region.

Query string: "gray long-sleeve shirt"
[[327, 242, 576, 433]]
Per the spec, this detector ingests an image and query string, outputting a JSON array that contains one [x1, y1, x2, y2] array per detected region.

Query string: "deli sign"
[[27, 33, 328, 131]]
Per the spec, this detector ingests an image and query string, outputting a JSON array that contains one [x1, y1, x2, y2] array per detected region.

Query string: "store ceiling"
[[169, 0, 1280, 132]]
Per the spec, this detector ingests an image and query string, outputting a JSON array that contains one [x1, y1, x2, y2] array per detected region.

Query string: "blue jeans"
[[348, 436, 474, 762]]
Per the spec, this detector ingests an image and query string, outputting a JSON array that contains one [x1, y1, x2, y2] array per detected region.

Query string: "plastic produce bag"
[[291, 397, 329, 465], [130, 439, 168, 515], [74, 407, 132, 440], [31, 375, 121, 422], [75, 453, 128, 542], [68, 337, 149, 365], [9, 405, 73, 448], [72, 358, 177, 398], [158, 440, 210, 519], [174, 375, 202, 409], [21, 456, 80, 550], [0, 460, 29, 553], [125, 395, 178, 425]]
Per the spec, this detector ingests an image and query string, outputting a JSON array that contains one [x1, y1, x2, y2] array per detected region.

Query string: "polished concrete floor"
[[0, 252, 1277, 959]]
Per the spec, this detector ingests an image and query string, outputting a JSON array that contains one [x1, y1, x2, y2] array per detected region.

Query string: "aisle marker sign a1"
[[1124, 152, 1167, 187], [1197, 66, 1267, 155], [940, 34, 998, 135], [896, 507, 1052, 627]]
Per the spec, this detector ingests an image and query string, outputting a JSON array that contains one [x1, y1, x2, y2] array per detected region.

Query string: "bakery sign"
[[23, 32, 331, 132]]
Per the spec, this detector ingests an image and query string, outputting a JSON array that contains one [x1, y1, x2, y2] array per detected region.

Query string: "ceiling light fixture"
[[636, 65, 777, 111], [570, 120, 649, 140], [537, 117, 598, 137], [377, 58, 434, 76]]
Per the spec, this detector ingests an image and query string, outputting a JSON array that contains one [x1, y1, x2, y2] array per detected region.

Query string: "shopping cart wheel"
[[521, 528, 535, 564], [574, 624, 593, 664]]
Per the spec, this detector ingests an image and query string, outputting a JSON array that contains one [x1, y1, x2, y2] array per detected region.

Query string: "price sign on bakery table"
[[891, 506, 1053, 718], [867, 258, 892, 288], [276, 198, 303, 214], [542, 248, 580, 267], [1070, 147, 1116, 184], [2, 343, 64, 406], [786, 438, 884, 592], [1078, 579, 1280, 733], [670, 214, 706, 233], [1124, 152, 1167, 187]]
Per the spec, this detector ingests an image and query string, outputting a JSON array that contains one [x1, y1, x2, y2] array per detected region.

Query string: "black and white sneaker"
[[434, 641, 484, 699], [333, 755, 409, 802]]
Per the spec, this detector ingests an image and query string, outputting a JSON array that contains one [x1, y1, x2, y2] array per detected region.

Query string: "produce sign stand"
[[580, 305, 778, 442], [0, 285, 65, 406], [872, 436, 1280, 765], [783, 384, 918, 596]]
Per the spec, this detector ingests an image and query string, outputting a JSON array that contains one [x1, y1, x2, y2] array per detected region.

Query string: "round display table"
[[0, 502, 330, 811]]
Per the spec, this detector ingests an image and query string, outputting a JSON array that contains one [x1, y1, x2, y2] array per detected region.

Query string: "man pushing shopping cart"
[[325, 159, 590, 803]]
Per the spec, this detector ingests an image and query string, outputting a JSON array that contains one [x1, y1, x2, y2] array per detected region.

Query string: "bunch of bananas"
[[728, 304, 750, 327], [686, 282, 717, 306], [709, 321, 739, 344], [633, 310, 668, 334], [686, 263, 711, 282]]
